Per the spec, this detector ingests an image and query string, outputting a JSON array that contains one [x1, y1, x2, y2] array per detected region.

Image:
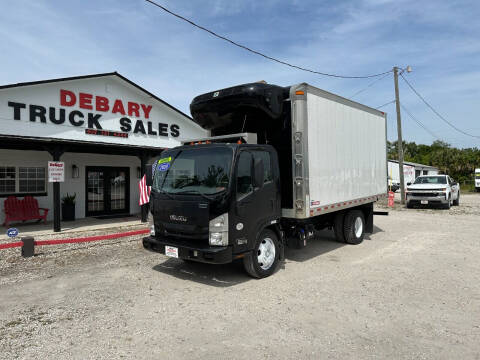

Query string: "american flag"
[[138, 174, 151, 206]]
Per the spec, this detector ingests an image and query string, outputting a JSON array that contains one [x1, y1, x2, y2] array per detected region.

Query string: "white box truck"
[[143, 82, 388, 278], [387, 160, 416, 192]]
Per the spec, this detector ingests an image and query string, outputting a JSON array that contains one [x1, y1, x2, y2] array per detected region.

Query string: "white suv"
[[475, 168, 480, 192], [406, 175, 460, 209]]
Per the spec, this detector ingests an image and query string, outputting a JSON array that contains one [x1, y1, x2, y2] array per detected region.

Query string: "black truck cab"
[[143, 142, 283, 277]]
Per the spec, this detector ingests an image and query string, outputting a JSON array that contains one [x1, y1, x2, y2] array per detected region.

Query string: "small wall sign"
[[48, 161, 65, 182]]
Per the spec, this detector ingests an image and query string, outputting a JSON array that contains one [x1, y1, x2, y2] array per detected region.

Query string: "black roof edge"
[[0, 71, 193, 121]]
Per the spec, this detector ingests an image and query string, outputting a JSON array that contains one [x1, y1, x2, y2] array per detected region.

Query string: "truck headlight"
[[148, 212, 155, 236], [209, 213, 228, 246]]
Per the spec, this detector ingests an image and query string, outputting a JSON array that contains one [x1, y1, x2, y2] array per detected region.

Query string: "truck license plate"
[[165, 246, 178, 258], [421, 200, 428, 205]]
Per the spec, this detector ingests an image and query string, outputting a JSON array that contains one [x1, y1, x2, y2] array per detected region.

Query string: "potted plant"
[[61, 193, 76, 221]]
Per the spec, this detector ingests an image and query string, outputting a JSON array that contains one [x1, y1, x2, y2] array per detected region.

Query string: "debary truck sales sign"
[[0, 75, 208, 148]]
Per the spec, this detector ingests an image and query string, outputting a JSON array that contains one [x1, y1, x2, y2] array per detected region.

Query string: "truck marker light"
[[295, 90, 305, 95]]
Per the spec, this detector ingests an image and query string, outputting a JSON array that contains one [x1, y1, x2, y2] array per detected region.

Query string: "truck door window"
[[252, 151, 272, 184], [236, 152, 253, 200]]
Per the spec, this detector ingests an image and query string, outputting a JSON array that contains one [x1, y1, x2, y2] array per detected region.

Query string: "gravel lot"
[[1, 194, 479, 359]]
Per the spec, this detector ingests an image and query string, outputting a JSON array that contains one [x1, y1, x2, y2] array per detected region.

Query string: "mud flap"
[[364, 203, 374, 234]]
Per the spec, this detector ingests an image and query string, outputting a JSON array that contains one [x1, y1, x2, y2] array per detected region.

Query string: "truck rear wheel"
[[243, 229, 279, 278], [343, 210, 365, 245], [333, 211, 346, 243]]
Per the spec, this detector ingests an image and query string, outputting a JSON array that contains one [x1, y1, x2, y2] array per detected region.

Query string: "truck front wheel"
[[243, 229, 279, 278], [343, 210, 365, 245]]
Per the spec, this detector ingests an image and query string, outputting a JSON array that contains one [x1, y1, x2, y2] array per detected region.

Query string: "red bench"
[[2, 196, 49, 227]]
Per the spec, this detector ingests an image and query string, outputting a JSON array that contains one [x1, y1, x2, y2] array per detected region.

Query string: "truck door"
[[232, 150, 278, 250]]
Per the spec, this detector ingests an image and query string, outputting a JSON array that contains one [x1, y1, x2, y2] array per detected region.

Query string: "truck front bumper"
[[406, 193, 448, 206], [143, 236, 233, 264]]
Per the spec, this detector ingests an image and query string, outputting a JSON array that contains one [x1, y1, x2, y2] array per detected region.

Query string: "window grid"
[[0, 166, 46, 194]]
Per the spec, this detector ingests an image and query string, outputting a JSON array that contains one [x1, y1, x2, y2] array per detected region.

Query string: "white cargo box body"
[[284, 83, 387, 219]]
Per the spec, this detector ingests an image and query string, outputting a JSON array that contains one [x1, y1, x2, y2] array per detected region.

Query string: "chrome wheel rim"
[[257, 237, 276, 270], [354, 217, 363, 238]]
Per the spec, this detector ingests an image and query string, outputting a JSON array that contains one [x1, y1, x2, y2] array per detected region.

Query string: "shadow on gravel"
[[152, 259, 251, 287], [286, 226, 385, 262], [285, 230, 344, 263], [152, 226, 386, 284]]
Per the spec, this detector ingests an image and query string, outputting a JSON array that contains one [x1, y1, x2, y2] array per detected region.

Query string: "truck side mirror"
[[253, 158, 264, 189], [145, 164, 154, 187]]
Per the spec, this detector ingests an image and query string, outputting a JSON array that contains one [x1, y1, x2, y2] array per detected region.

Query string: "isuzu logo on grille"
[[170, 215, 187, 222]]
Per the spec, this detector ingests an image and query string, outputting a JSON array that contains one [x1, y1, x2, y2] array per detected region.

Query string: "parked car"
[[390, 182, 400, 193], [406, 175, 460, 209]]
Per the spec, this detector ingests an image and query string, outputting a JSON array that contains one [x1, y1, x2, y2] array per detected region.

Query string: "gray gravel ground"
[[1, 194, 479, 359]]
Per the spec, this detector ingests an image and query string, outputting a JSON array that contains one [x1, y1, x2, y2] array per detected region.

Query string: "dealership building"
[[0, 72, 207, 230]]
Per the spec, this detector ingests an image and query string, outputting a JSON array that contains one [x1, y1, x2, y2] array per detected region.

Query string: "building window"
[[0, 167, 16, 194], [19, 167, 46, 193], [0, 166, 46, 195]]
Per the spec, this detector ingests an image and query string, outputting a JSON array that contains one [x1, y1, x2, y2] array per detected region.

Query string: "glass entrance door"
[[86, 167, 130, 216], [110, 169, 127, 212]]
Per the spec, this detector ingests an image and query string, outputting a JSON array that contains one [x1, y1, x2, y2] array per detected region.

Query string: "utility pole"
[[393, 66, 406, 204]]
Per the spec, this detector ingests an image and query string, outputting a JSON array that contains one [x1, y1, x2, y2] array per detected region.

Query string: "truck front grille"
[[411, 192, 440, 197]]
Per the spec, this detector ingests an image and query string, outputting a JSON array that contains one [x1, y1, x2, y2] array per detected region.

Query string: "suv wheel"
[[453, 192, 460, 206], [444, 196, 451, 209]]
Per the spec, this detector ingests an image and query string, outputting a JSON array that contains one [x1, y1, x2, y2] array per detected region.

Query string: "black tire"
[[333, 211, 346, 243], [453, 192, 460, 206], [343, 210, 365, 245], [444, 197, 451, 209], [243, 229, 280, 279], [406, 201, 413, 209]]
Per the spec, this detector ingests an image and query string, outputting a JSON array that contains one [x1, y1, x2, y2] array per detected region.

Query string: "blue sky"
[[1, 0, 479, 148]]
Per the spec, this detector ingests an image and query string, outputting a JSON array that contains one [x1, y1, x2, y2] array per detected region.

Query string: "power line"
[[400, 73, 480, 139], [400, 104, 442, 141], [376, 100, 395, 109], [349, 72, 391, 98], [145, 0, 393, 79]]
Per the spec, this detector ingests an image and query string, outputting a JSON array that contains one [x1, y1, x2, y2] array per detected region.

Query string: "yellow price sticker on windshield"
[[158, 157, 171, 164]]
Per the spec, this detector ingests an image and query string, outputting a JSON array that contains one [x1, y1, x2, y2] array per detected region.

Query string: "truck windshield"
[[413, 176, 447, 184], [153, 148, 233, 195]]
